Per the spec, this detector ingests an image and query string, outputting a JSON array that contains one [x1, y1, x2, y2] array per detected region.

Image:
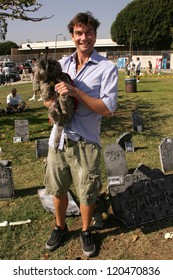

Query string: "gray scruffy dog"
[[34, 58, 75, 149]]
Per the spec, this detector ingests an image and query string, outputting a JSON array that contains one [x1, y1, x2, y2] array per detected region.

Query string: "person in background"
[[125, 58, 131, 76], [157, 58, 162, 75], [44, 11, 118, 258], [6, 88, 26, 113], [135, 57, 141, 82], [2, 64, 10, 86], [147, 60, 152, 75], [0, 63, 4, 85], [29, 58, 42, 101]]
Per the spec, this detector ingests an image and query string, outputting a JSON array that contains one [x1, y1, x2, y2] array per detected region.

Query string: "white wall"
[[170, 53, 173, 69]]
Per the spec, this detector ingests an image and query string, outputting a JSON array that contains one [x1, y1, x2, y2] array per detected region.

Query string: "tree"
[[0, 41, 19, 55], [0, 0, 53, 41], [111, 0, 173, 50]]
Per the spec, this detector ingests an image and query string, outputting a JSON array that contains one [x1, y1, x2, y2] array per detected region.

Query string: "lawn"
[[0, 70, 173, 260]]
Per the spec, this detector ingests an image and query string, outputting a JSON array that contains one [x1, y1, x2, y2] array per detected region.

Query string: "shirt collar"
[[70, 49, 99, 65]]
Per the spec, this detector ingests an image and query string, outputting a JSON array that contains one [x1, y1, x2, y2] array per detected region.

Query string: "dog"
[[34, 57, 75, 149]]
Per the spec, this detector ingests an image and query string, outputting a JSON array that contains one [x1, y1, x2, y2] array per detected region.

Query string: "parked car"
[[17, 62, 32, 74], [1, 61, 19, 73], [8, 73, 21, 83]]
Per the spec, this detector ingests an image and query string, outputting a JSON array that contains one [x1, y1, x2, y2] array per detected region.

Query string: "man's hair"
[[11, 88, 17, 94], [67, 11, 100, 34]]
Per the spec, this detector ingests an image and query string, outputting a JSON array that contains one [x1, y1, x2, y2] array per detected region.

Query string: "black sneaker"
[[80, 230, 96, 257], [45, 224, 68, 251]]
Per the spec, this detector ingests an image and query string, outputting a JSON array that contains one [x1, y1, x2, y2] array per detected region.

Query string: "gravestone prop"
[[116, 132, 132, 150], [104, 143, 128, 186], [13, 137, 22, 143], [132, 111, 143, 132], [159, 137, 173, 173], [15, 120, 29, 142], [125, 141, 134, 152], [0, 160, 14, 199], [108, 164, 173, 228], [38, 188, 80, 216], [36, 138, 49, 158]]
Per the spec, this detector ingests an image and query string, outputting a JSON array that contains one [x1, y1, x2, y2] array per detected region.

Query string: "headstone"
[[159, 137, 173, 173], [0, 160, 14, 199], [109, 165, 173, 228], [36, 138, 49, 158], [116, 132, 132, 150], [104, 143, 128, 186], [132, 111, 143, 132], [125, 141, 134, 152], [38, 188, 80, 216], [15, 120, 29, 142], [133, 163, 165, 181], [13, 137, 22, 143]]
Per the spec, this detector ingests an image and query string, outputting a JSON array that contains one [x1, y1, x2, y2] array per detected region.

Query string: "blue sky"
[[6, 0, 132, 45]]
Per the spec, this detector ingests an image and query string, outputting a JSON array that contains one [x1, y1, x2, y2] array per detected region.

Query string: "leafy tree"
[[111, 0, 173, 50], [0, 0, 53, 41], [0, 41, 19, 55]]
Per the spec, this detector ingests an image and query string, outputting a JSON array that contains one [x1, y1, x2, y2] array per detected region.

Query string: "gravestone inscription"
[[15, 120, 29, 142], [104, 143, 128, 186], [159, 137, 173, 173], [0, 160, 14, 199], [109, 165, 173, 228]]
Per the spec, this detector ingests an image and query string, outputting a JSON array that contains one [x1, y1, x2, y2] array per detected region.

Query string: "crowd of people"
[[125, 56, 162, 79], [125, 57, 141, 82]]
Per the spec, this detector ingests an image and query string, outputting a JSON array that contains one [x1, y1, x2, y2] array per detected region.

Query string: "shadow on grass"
[[14, 185, 44, 198]]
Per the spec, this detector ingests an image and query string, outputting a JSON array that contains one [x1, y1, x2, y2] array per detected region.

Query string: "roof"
[[19, 39, 120, 50]]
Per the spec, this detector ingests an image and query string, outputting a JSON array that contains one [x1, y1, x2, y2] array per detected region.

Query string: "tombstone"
[[125, 141, 134, 152], [132, 111, 143, 132], [104, 143, 128, 186], [38, 188, 80, 216], [133, 164, 164, 181], [159, 137, 173, 173], [116, 132, 133, 150], [35, 138, 49, 158], [108, 164, 173, 228], [15, 120, 29, 142], [13, 137, 22, 143], [0, 160, 14, 199]]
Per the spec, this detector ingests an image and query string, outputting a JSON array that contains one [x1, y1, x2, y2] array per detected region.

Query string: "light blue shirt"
[[49, 49, 118, 148]]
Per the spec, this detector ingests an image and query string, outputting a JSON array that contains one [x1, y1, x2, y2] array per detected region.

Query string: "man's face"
[[12, 90, 16, 96], [71, 23, 96, 55]]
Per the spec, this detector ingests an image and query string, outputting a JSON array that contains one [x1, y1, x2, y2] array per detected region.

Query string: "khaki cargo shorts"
[[44, 139, 102, 205]]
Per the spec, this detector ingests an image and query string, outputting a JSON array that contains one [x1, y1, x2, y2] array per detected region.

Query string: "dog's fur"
[[34, 58, 75, 148]]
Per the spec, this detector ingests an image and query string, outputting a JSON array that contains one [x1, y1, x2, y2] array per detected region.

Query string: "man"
[[135, 57, 141, 82], [44, 11, 118, 258], [6, 88, 26, 113], [29, 58, 42, 101]]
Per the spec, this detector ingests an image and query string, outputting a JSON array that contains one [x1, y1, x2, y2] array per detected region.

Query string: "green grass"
[[0, 71, 173, 260]]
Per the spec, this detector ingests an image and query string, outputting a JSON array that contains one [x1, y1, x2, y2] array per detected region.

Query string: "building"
[[10, 38, 126, 62]]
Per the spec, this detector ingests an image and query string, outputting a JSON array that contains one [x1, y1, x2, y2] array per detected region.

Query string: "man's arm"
[[54, 82, 113, 117]]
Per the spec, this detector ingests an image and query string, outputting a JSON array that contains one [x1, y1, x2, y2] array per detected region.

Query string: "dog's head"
[[34, 58, 62, 83]]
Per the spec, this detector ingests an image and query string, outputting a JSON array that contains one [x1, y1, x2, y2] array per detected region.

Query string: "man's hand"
[[55, 81, 75, 97]]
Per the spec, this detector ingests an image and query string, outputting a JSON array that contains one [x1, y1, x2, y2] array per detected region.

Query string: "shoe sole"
[[45, 230, 68, 251]]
